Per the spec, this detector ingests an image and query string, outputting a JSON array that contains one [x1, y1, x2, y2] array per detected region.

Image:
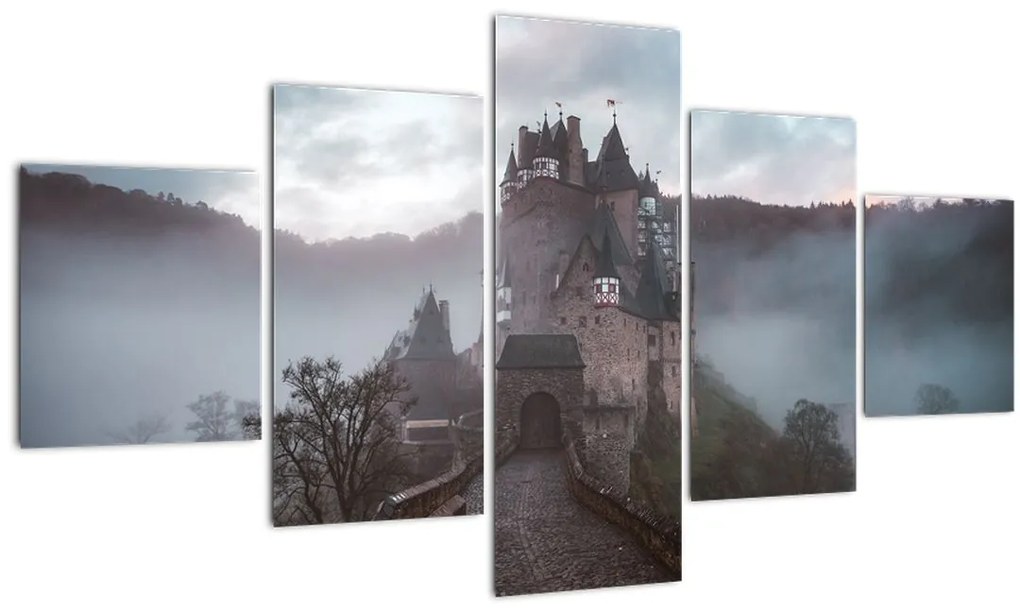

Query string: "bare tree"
[[186, 391, 234, 442], [108, 412, 172, 445], [272, 356, 417, 525], [915, 383, 960, 415], [783, 399, 842, 493], [232, 399, 261, 440]]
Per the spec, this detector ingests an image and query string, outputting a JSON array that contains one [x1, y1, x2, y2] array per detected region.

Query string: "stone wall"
[[452, 410, 484, 461], [495, 367, 585, 443], [499, 178, 595, 351], [563, 437, 681, 576], [374, 448, 483, 521], [550, 252, 649, 440], [578, 405, 634, 491], [659, 319, 683, 416]]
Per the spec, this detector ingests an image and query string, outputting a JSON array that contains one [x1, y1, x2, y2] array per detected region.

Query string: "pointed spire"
[[501, 144, 518, 185], [535, 114, 557, 159], [640, 162, 658, 199]]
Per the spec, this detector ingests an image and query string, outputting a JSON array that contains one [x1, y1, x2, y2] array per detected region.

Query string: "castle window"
[[596, 415, 602, 431], [594, 315, 600, 325], [631, 378, 635, 391], [560, 317, 566, 325], [648, 334, 656, 347], [582, 263, 589, 272], [610, 201, 615, 211], [579, 316, 587, 327], [671, 331, 676, 346], [672, 365, 677, 377]]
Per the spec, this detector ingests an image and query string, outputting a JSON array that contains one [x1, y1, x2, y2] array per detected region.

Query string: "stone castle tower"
[[496, 110, 683, 492]]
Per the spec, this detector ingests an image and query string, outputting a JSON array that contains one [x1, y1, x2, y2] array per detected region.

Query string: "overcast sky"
[[691, 111, 856, 206], [496, 16, 683, 196], [24, 163, 259, 225], [274, 85, 481, 242]]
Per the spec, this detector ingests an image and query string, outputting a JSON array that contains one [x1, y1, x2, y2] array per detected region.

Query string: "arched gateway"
[[495, 334, 585, 450], [520, 392, 561, 449]]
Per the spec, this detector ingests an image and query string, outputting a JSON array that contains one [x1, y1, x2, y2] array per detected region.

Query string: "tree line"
[[19, 167, 254, 237], [107, 392, 260, 444]]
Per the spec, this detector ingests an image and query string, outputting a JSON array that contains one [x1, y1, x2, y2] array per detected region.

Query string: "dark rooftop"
[[496, 334, 586, 370]]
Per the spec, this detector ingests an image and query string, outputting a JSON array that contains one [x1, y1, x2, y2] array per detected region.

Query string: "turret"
[[637, 164, 661, 258], [532, 113, 560, 180], [593, 234, 621, 309], [500, 145, 518, 204]]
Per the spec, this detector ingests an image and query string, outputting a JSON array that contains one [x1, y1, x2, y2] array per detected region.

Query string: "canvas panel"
[[689, 110, 857, 501], [864, 194, 1013, 416], [272, 85, 484, 526], [494, 15, 683, 596], [19, 164, 261, 447]]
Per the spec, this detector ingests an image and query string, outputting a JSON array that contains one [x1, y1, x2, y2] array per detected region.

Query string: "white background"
[[2, 1, 1017, 610]]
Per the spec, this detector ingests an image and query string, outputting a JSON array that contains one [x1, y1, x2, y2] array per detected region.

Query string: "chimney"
[[566, 115, 584, 186], [518, 125, 529, 161], [439, 300, 450, 333]]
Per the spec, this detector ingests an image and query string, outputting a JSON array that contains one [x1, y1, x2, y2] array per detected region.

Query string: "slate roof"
[[501, 147, 518, 184], [385, 288, 456, 361], [590, 123, 639, 192], [639, 164, 661, 199], [588, 201, 633, 267], [632, 245, 678, 321], [535, 117, 558, 159], [594, 233, 620, 279], [496, 334, 585, 370]]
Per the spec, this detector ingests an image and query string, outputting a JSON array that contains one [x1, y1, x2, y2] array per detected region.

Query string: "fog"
[[864, 201, 1013, 415], [694, 225, 856, 444], [20, 227, 259, 447], [273, 212, 483, 408]]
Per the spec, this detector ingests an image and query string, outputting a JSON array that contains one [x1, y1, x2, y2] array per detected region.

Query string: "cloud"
[[495, 16, 683, 195], [274, 85, 481, 240], [691, 111, 856, 206]]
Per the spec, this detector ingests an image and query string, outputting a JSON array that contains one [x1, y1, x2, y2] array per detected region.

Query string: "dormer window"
[[593, 275, 620, 308]]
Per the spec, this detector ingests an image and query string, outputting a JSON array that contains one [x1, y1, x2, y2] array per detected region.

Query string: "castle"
[[384, 287, 482, 445], [495, 110, 685, 492]]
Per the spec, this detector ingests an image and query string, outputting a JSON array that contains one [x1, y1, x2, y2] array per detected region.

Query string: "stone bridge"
[[493, 440, 679, 596], [493, 334, 681, 595], [374, 410, 484, 520]]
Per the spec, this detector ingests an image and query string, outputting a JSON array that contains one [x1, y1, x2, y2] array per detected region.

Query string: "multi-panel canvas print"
[[19, 164, 261, 447], [494, 16, 683, 595], [864, 195, 1013, 416], [272, 85, 483, 526], [689, 111, 857, 500]]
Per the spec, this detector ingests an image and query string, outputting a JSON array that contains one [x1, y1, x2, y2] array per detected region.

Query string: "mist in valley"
[[864, 198, 1013, 416], [19, 169, 260, 447], [694, 219, 856, 446], [273, 212, 483, 409]]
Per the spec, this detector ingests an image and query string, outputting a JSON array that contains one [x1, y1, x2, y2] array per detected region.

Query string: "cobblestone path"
[[494, 449, 677, 596], [463, 469, 484, 515]]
